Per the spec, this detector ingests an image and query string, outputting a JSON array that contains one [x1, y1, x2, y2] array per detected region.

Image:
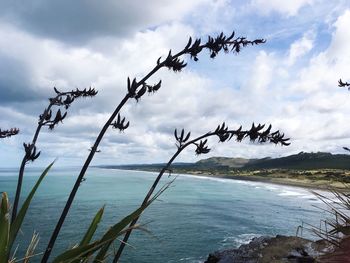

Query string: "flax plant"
[[294, 80, 350, 261], [11, 87, 97, 223], [114, 123, 289, 262], [0, 88, 97, 262], [0, 128, 19, 138], [0, 31, 290, 263], [41, 31, 269, 262]]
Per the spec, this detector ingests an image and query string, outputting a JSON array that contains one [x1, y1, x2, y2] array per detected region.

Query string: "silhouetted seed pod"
[[111, 114, 130, 131], [195, 139, 210, 155], [54, 87, 60, 94], [135, 85, 147, 101], [218, 133, 230, 142], [64, 95, 74, 105], [339, 79, 350, 88], [153, 80, 162, 92], [127, 77, 138, 97], [0, 128, 19, 138], [45, 110, 52, 121], [180, 129, 184, 141], [157, 56, 162, 65], [184, 37, 192, 51], [174, 129, 178, 141], [183, 131, 191, 142], [23, 143, 41, 162]]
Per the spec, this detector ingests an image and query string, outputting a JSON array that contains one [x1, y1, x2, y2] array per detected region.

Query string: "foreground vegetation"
[[1, 27, 349, 262], [0, 31, 292, 262]]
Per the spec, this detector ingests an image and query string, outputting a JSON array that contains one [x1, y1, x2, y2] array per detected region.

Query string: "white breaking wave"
[[176, 172, 331, 203], [221, 233, 262, 247]]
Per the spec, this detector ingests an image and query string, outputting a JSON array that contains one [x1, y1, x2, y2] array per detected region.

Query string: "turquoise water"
[[0, 167, 328, 262]]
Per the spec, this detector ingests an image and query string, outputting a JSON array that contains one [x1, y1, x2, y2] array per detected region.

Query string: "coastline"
[[183, 173, 344, 191], [101, 167, 348, 191]]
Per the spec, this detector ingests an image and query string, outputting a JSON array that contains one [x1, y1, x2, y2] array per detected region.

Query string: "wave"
[[176, 173, 332, 203], [221, 233, 262, 248]]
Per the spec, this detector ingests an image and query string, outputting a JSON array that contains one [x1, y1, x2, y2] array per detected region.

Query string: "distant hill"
[[97, 152, 350, 171], [196, 157, 253, 168], [196, 152, 350, 170]]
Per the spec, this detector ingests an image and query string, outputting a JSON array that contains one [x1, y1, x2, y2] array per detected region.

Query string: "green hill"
[[196, 152, 350, 170], [99, 152, 350, 171]]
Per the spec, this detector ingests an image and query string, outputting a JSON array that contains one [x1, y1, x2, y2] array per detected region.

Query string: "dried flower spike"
[[111, 114, 130, 131], [195, 139, 211, 155], [339, 79, 350, 88], [23, 143, 40, 162], [0, 128, 19, 138], [174, 128, 191, 148], [164, 50, 187, 72]]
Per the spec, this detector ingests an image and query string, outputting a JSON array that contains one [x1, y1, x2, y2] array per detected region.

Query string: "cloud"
[[292, 10, 350, 94], [244, 51, 275, 94], [2, 2, 350, 167], [250, 0, 314, 16], [287, 30, 315, 65], [0, 0, 207, 44], [0, 54, 39, 103]]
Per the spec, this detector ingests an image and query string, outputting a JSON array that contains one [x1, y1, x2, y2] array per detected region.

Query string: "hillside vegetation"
[[196, 152, 350, 170], [100, 152, 350, 189]]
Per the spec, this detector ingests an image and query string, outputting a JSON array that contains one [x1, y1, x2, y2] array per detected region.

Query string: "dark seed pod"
[[23, 143, 41, 162], [111, 114, 130, 131], [164, 50, 187, 72], [195, 139, 210, 155], [135, 84, 147, 102], [0, 128, 19, 138], [339, 79, 350, 88]]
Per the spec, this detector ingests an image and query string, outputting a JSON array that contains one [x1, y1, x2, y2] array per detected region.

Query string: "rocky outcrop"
[[205, 235, 330, 263]]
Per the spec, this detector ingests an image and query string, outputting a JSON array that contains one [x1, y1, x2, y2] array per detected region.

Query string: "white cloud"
[[244, 51, 275, 94], [0, 0, 208, 43], [3, 2, 350, 167], [186, 0, 234, 35], [292, 10, 350, 94], [287, 30, 315, 65], [251, 0, 314, 16]]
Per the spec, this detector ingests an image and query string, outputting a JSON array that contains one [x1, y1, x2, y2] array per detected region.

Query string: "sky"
[[1, 0, 350, 167]]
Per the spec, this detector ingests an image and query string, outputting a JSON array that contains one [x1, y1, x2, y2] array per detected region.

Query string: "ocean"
[[0, 167, 329, 262]]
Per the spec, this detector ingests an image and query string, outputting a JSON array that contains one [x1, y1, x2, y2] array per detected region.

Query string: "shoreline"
[[183, 173, 341, 191], [101, 167, 348, 191]]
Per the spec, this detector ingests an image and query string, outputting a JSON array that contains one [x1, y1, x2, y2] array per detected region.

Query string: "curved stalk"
[[114, 124, 289, 262], [12, 90, 80, 223], [41, 62, 169, 261], [41, 32, 267, 262], [113, 138, 200, 262]]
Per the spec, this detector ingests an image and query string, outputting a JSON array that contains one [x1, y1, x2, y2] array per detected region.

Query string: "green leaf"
[[80, 206, 105, 247], [0, 192, 10, 263], [93, 204, 148, 262], [53, 179, 166, 263], [94, 185, 167, 262], [53, 204, 148, 263], [9, 161, 54, 250], [70, 206, 105, 263]]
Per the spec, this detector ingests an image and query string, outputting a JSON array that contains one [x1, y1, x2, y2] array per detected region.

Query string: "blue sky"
[[1, 0, 350, 167]]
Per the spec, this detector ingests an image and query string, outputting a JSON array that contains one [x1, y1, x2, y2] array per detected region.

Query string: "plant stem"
[[113, 122, 289, 261], [113, 132, 213, 262], [41, 48, 192, 262], [40, 94, 130, 262], [41, 34, 269, 262], [11, 89, 85, 223], [11, 103, 54, 223]]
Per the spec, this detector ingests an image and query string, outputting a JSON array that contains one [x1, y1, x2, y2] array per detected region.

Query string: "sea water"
[[0, 167, 329, 262]]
